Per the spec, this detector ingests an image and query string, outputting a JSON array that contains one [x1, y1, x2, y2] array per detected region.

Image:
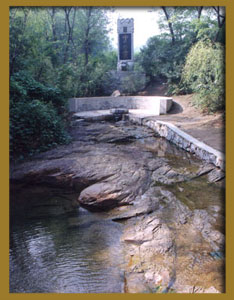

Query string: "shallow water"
[[10, 121, 225, 293], [10, 208, 125, 293]]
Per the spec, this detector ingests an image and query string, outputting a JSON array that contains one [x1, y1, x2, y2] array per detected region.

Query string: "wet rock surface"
[[10, 120, 225, 293], [119, 187, 224, 293]]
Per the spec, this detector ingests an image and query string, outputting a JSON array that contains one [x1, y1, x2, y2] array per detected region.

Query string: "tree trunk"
[[197, 6, 203, 19], [10, 8, 29, 76], [84, 7, 92, 66], [49, 8, 57, 42], [63, 7, 72, 64], [161, 6, 175, 45], [63, 7, 77, 64], [212, 6, 225, 42], [212, 6, 225, 28]]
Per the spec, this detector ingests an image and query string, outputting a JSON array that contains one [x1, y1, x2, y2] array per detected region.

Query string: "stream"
[[10, 120, 225, 293]]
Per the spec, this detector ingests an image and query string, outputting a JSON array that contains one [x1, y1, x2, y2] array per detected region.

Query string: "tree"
[[139, 6, 225, 94], [212, 6, 225, 42], [9, 6, 114, 159], [182, 39, 224, 112], [161, 7, 175, 45], [10, 7, 30, 76], [75, 7, 111, 66], [10, 7, 113, 95], [62, 7, 76, 63], [212, 6, 225, 29]]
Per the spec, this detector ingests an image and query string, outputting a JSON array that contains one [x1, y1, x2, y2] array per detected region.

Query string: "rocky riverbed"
[[10, 120, 225, 293]]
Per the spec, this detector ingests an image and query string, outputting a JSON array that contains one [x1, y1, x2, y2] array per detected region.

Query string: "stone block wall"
[[129, 116, 225, 170]]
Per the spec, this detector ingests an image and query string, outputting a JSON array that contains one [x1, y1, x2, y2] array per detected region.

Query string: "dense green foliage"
[[10, 7, 115, 97], [182, 40, 225, 112], [10, 70, 71, 159], [10, 7, 115, 160], [10, 100, 71, 159], [137, 7, 225, 111], [136, 36, 187, 84], [10, 71, 65, 110]]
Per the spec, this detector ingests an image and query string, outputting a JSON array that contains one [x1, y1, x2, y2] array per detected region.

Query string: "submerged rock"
[[121, 187, 224, 293]]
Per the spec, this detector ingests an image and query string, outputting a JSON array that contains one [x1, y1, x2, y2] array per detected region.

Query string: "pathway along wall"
[[129, 115, 225, 171]]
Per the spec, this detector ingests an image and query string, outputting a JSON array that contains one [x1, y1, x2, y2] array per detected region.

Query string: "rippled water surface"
[[10, 208, 124, 293]]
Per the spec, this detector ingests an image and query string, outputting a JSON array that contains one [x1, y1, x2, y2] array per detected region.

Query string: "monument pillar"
[[117, 18, 134, 71], [102, 17, 146, 95]]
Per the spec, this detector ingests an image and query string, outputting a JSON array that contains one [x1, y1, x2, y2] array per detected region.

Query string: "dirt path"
[[141, 83, 225, 153]]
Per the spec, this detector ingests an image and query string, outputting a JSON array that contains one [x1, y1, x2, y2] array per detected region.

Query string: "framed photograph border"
[[2, 0, 232, 298]]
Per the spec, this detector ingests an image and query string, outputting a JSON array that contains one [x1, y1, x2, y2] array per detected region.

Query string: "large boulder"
[[78, 182, 131, 210]]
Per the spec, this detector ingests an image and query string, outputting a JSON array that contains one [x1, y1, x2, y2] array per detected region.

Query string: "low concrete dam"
[[69, 95, 173, 115]]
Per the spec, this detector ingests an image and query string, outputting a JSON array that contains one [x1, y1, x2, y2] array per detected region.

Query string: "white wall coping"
[[128, 115, 225, 170], [158, 121, 224, 160]]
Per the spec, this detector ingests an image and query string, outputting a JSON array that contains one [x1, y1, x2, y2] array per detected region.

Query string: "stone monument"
[[117, 18, 134, 71], [102, 17, 146, 95]]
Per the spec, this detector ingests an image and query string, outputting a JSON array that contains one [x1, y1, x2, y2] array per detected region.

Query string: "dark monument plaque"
[[119, 33, 131, 60]]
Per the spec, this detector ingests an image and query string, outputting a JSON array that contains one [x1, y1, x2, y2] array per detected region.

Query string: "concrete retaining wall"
[[129, 116, 225, 170], [69, 96, 173, 116]]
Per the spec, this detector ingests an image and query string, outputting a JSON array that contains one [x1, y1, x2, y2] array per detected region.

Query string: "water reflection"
[[136, 136, 199, 161], [10, 208, 124, 293]]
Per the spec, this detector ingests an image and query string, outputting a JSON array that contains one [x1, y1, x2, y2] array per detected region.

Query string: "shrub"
[[10, 71, 66, 112], [56, 52, 118, 98], [10, 100, 71, 160], [121, 73, 148, 94], [137, 36, 191, 85], [182, 39, 225, 112], [101, 71, 148, 95]]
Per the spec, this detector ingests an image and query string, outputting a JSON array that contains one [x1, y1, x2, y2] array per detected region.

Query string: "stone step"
[[73, 110, 114, 121]]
